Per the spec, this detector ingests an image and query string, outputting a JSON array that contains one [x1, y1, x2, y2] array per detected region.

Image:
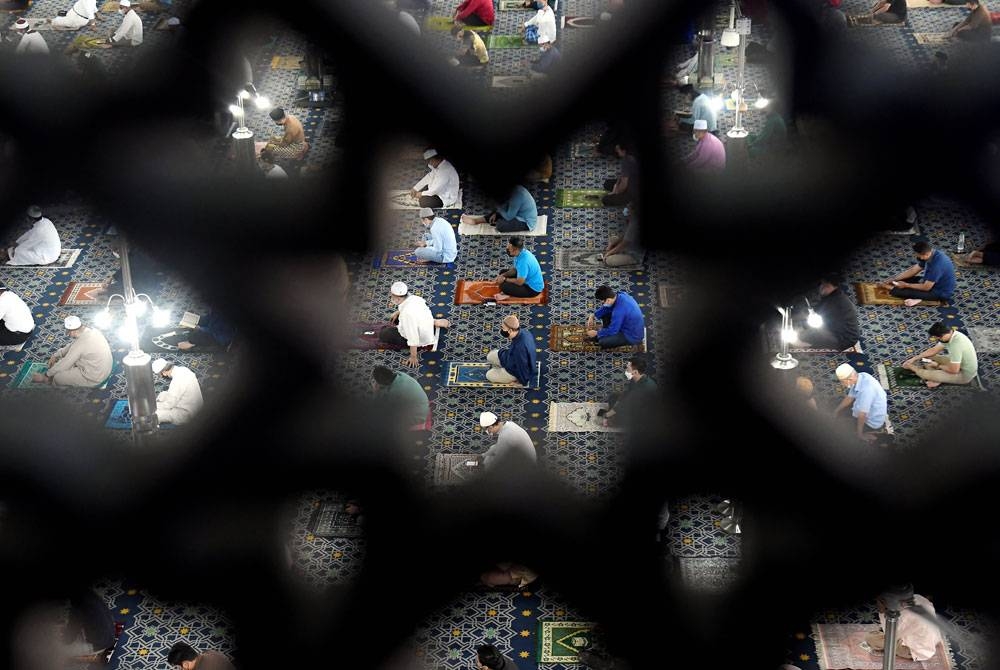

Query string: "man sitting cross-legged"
[[32, 316, 113, 388], [460, 185, 538, 233], [485, 313, 536, 386], [491, 236, 544, 300], [832, 363, 887, 442], [880, 239, 955, 306], [586, 285, 645, 349], [901, 322, 978, 388]]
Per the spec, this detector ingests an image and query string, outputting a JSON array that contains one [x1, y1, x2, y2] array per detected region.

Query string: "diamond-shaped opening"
[[283, 489, 368, 591]]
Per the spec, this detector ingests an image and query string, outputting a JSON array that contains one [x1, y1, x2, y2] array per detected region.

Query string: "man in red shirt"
[[454, 0, 494, 26]]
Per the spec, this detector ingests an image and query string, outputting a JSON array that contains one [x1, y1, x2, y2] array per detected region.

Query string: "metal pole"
[[118, 238, 159, 446], [772, 306, 799, 370], [696, 26, 716, 88], [882, 608, 900, 670]]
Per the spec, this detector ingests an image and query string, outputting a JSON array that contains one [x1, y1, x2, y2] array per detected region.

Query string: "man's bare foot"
[[925, 380, 942, 388], [177, 341, 195, 350], [902, 361, 916, 371], [494, 293, 509, 301], [433, 319, 451, 328], [30, 373, 48, 384], [904, 298, 923, 307]]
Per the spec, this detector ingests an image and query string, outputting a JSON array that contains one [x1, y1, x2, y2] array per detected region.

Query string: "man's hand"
[[403, 354, 420, 369], [881, 280, 895, 289], [861, 433, 878, 443], [586, 329, 599, 338], [488, 213, 497, 224], [409, 189, 420, 199]]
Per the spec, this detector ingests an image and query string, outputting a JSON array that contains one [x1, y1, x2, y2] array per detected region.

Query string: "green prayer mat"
[[486, 34, 526, 48], [537, 621, 598, 663], [10, 361, 47, 389], [555, 189, 608, 208], [876, 363, 981, 392]]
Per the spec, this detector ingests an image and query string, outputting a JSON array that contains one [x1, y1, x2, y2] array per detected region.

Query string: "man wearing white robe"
[[51, 0, 98, 30], [866, 589, 944, 662], [11, 19, 50, 54], [409, 149, 461, 209], [0, 286, 34, 347], [378, 281, 450, 369], [109, 0, 143, 46], [33, 316, 113, 388], [5, 207, 60, 266], [152, 359, 204, 425]]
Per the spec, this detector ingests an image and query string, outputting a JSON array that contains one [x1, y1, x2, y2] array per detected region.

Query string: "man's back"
[[196, 650, 237, 670]]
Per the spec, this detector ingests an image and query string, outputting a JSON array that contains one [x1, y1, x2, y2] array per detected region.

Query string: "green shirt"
[[945, 331, 978, 379], [388, 372, 430, 427]]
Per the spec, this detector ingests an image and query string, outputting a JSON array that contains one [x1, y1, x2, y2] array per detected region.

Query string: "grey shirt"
[[483, 421, 537, 470]]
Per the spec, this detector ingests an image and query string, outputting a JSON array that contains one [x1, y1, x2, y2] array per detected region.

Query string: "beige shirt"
[[112, 9, 143, 46], [879, 594, 944, 662], [48, 327, 113, 384]]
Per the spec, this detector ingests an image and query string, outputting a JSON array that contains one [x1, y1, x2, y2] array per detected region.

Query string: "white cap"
[[479, 411, 498, 428], [119, 0, 131, 6], [151, 358, 168, 374], [390, 281, 408, 297], [12, 18, 28, 30], [693, 119, 708, 131], [538, 35, 553, 45], [64, 315, 82, 330], [835, 363, 855, 380], [26, 205, 41, 218], [422, 149, 438, 160], [418, 207, 435, 219]]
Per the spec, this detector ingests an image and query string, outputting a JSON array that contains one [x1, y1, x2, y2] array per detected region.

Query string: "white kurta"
[[0, 291, 34, 334], [156, 366, 204, 425], [397, 294, 436, 348], [16, 31, 49, 55], [525, 6, 557, 44], [879, 594, 944, 662], [412, 159, 460, 207], [7, 218, 61, 265], [51, 0, 98, 29], [112, 9, 143, 46], [48, 327, 113, 387]]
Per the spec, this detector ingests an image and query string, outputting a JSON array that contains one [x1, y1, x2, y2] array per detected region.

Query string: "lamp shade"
[[720, 28, 740, 47]]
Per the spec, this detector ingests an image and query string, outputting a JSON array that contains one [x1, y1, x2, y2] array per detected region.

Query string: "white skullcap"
[[26, 205, 41, 217], [390, 281, 408, 297], [422, 149, 438, 160], [119, 0, 131, 6], [418, 207, 435, 219], [835, 363, 855, 380], [693, 119, 708, 131], [479, 411, 498, 428], [12, 18, 28, 30], [64, 316, 82, 330], [151, 358, 168, 374]]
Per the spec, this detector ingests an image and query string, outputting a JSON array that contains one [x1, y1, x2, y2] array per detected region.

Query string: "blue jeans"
[[597, 333, 631, 349], [414, 246, 445, 263]]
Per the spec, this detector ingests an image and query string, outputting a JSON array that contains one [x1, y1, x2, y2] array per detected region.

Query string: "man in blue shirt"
[[414, 207, 458, 264], [676, 84, 718, 133], [587, 285, 645, 349], [833, 363, 887, 442], [462, 186, 538, 233], [883, 239, 956, 306], [494, 236, 544, 299], [485, 313, 537, 385]]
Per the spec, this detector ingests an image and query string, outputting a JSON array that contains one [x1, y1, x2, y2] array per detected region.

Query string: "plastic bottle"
[[957, 233, 966, 254]]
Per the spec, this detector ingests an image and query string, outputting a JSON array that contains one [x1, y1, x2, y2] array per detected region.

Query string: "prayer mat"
[[454, 280, 550, 305], [876, 363, 982, 392], [968, 326, 1000, 353], [547, 402, 623, 432], [658, 282, 684, 308], [853, 282, 946, 307], [812, 624, 954, 670], [549, 324, 645, 353], [388, 189, 463, 210], [907, 0, 957, 7], [143, 327, 193, 353], [491, 75, 532, 88], [914, 31, 950, 44], [564, 15, 596, 28], [554, 248, 642, 271], [307, 499, 365, 538], [949, 252, 991, 270], [499, 0, 525, 9], [571, 142, 600, 158], [433, 453, 483, 485], [486, 34, 526, 48], [104, 399, 175, 430], [10, 361, 108, 389], [66, 34, 111, 52], [537, 621, 598, 664], [426, 15, 492, 31], [342, 323, 440, 351], [444, 361, 541, 388], [555, 189, 608, 208], [372, 249, 455, 269], [763, 329, 862, 354], [458, 214, 547, 236], [271, 55, 303, 69], [58, 281, 104, 306], [883, 224, 920, 235], [4, 248, 80, 269]]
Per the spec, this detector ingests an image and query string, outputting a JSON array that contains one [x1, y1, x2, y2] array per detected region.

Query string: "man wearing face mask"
[[880, 239, 955, 307], [262, 107, 306, 161], [586, 285, 645, 349], [109, 0, 142, 47], [527, 35, 561, 77], [414, 207, 458, 264], [683, 119, 726, 173], [493, 236, 544, 300], [598, 355, 658, 428], [477, 412, 537, 471], [410, 149, 461, 209], [485, 314, 537, 386]]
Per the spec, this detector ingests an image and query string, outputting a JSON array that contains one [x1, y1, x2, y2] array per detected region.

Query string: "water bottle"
[[957, 233, 966, 254]]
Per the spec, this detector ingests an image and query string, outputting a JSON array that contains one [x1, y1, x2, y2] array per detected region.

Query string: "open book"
[[179, 311, 200, 329]]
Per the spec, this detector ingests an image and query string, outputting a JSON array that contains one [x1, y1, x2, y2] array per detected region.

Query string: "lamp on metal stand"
[[771, 306, 799, 370], [230, 83, 271, 177]]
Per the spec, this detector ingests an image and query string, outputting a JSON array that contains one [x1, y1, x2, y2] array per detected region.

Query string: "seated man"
[[527, 36, 561, 77], [477, 412, 537, 470], [902, 322, 978, 388], [379, 281, 450, 368], [587, 285, 645, 349], [832, 363, 887, 442], [450, 25, 489, 66], [63, 588, 117, 662], [486, 313, 536, 385], [950, 0, 991, 41], [263, 108, 306, 161], [51, 0, 98, 30], [32, 316, 113, 388], [177, 310, 235, 351], [461, 185, 538, 233], [3, 206, 60, 266], [881, 239, 955, 306], [410, 149, 461, 209], [453, 0, 494, 26], [109, 0, 142, 46], [0, 285, 34, 347], [12, 18, 49, 54], [675, 84, 718, 134], [601, 142, 638, 207], [414, 207, 458, 264], [167, 641, 236, 670], [865, 585, 944, 662], [747, 104, 789, 160], [152, 358, 204, 425], [601, 206, 643, 268], [371, 365, 430, 428], [599, 354, 658, 427], [259, 149, 288, 179], [684, 119, 726, 173], [967, 241, 1000, 266], [476, 644, 523, 670], [480, 563, 538, 589], [523, 0, 556, 43], [493, 236, 544, 300], [795, 272, 860, 351], [850, 0, 906, 23]]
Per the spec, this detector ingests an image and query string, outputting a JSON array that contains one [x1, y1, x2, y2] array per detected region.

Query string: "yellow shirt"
[[470, 32, 489, 64]]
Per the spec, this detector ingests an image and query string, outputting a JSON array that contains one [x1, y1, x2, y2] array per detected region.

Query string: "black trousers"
[[495, 217, 529, 232], [378, 325, 409, 347], [0, 321, 31, 346], [500, 281, 540, 297], [602, 178, 631, 206], [418, 194, 444, 208], [888, 276, 948, 302]]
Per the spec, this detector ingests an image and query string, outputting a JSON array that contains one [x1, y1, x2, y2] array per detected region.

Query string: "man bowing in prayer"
[[152, 358, 204, 425], [3, 206, 61, 266], [32, 316, 113, 388], [51, 0, 98, 30], [379, 281, 451, 368]]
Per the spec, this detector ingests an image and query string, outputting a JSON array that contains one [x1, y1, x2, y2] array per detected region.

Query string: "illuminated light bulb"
[[754, 97, 770, 109], [228, 104, 243, 117], [94, 309, 112, 329], [152, 308, 171, 329], [807, 310, 823, 329], [781, 327, 797, 344], [255, 96, 271, 110]]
